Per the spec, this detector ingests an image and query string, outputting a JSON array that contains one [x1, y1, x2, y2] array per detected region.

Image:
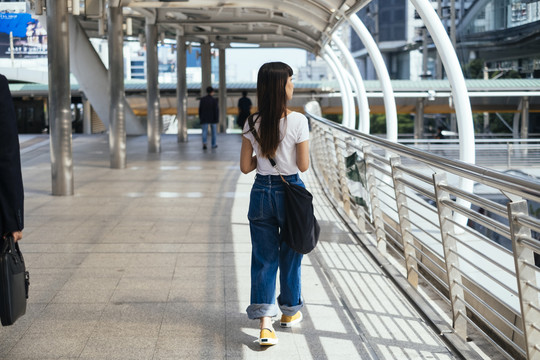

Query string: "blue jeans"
[[201, 123, 217, 147], [246, 173, 304, 319]]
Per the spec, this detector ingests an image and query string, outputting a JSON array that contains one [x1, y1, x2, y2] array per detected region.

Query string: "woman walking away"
[[240, 62, 310, 346]]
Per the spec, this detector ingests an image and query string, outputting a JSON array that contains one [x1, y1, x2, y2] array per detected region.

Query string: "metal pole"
[[422, 28, 429, 78], [46, 0, 73, 196], [218, 46, 227, 133], [176, 30, 188, 142], [108, 5, 126, 168], [415, 98, 424, 140], [331, 34, 370, 134], [348, 14, 398, 142], [322, 48, 352, 128], [146, 21, 161, 153], [436, 0, 443, 79], [450, 0, 456, 49], [521, 96, 529, 140], [200, 42, 212, 97], [82, 96, 92, 134]]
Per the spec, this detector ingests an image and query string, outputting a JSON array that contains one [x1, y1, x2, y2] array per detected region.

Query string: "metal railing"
[[307, 112, 540, 360]]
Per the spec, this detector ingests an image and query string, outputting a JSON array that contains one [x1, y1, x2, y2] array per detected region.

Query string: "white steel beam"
[[348, 14, 397, 142], [410, 0, 475, 227], [331, 34, 370, 133], [323, 45, 354, 129]]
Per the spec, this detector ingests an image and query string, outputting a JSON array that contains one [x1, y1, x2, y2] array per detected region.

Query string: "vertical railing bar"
[[433, 172, 468, 339], [390, 156, 419, 288], [508, 200, 540, 360], [363, 145, 387, 255]]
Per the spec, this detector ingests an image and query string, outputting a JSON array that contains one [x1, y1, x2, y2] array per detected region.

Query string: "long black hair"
[[248, 62, 293, 158]]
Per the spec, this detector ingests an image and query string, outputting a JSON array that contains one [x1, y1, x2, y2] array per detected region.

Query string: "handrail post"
[[391, 156, 418, 288], [433, 173, 467, 339], [334, 135, 351, 215], [508, 200, 539, 360], [363, 145, 386, 255]]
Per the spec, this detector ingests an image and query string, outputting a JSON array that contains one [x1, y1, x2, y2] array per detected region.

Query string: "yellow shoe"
[[280, 311, 303, 328], [259, 328, 278, 346]]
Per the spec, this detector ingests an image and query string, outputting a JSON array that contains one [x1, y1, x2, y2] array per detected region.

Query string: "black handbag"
[[269, 158, 320, 254], [0, 234, 29, 326]]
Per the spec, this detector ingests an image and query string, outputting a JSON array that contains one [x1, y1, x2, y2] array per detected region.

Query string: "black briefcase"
[[0, 235, 29, 326]]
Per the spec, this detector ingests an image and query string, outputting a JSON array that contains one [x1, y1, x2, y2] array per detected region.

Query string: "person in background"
[[240, 62, 309, 346], [198, 86, 219, 150], [0, 74, 24, 243], [236, 91, 252, 129]]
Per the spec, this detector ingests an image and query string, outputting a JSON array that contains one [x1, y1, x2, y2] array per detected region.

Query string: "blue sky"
[[225, 48, 308, 82]]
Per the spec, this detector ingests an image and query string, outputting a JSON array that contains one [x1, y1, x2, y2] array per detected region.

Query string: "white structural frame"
[[331, 34, 370, 133], [409, 0, 475, 219], [322, 45, 355, 128], [347, 14, 398, 142]]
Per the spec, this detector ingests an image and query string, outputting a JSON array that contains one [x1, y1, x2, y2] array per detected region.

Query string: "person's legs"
[[276, 176, 305, 317], [246, 179, 281, 321], [201, 123, 208, 147], [210, 123, 217, 148]]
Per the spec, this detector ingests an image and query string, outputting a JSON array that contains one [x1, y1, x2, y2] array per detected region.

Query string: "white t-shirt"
[[243, 111, 310, 176]]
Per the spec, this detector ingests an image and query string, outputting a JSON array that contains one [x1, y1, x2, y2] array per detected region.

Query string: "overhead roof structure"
[[102, 0, 368, 52]]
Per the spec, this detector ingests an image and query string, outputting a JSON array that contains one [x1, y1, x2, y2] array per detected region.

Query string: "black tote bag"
[[0, 235, 29, 326], [268, 159, 320, 254], [280, 179, 320, 254]]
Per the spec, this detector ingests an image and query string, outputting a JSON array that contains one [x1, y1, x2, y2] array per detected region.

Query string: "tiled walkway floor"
[[2, 134, 465, 359]]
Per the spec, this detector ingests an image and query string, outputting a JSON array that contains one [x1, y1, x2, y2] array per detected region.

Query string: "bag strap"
[[247, 116, 289, 185]]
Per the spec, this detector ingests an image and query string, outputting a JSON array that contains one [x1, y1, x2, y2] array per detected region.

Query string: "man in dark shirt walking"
[[199, 86, 219, 150]]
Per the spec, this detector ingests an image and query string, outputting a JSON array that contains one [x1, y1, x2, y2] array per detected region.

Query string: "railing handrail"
[[306, 111, 540, 203], [307, 110, 540, 359]]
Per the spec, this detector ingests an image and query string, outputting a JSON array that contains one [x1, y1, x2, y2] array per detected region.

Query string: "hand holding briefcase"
[[0, 234, 29, 326]]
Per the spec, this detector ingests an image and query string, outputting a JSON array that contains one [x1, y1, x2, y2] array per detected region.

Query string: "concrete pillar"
[[521, 96, 529, 140], [46, 0, 73, 196], [218, 46, 227, 133], [200, 42, 212, 96], [415, 98, 424, 140], [422, 28, 429, 78], [176, 31, 188, 142], [82, 96, 92, 134], [108, 5, 126, 168], [146, 22, 161, 153], [436, 0, 443, 79]]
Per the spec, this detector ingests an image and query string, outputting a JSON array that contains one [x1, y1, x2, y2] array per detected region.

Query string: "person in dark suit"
[[0, 74, 24, 242], [198, 86, 219, 150]]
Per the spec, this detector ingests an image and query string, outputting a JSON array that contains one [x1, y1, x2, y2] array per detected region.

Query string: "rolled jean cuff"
[[277, 295, 304, 316], [246, 303, 279, 320]]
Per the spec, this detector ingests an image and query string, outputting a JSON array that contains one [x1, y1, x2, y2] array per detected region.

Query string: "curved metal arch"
[[347, 14, 397, 142], [323, 45, 355, 129], [160, 16, 321, 40], [183, 28, 318, 48], [331, 34, 370, 133], [125, 1, 331, 32], [410, 0, 475, 165], [410, 0, 475, 227]]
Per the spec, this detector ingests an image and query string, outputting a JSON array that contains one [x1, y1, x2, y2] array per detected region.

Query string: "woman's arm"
[[240, 137, 257, 174], [296, 140, 310, 172]]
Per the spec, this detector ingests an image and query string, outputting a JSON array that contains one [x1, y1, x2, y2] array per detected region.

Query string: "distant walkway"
[[4, 134, 462, 359]]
